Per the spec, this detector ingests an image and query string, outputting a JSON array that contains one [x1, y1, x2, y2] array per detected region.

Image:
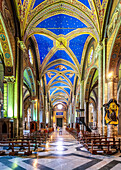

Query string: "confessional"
[[0, 118, 13, 140]]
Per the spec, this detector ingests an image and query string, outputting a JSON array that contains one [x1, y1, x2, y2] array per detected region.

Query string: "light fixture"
[[57, 104, 63, 109]]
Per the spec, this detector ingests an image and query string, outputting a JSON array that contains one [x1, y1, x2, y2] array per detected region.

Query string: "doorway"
[[57, 118, 63, 127]]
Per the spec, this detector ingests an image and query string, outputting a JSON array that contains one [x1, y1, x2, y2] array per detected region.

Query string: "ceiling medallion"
[[56, 37, 67, 48]]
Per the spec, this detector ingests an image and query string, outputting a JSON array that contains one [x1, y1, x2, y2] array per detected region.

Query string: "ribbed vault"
[[15, 0, 110, 108]]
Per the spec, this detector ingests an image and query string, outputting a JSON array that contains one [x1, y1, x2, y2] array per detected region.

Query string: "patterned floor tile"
[[0, 129, 121, 169]]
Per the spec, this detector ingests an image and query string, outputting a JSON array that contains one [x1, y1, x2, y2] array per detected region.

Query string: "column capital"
[[17, 37, 26, 52], [4, 76, 15, 83]]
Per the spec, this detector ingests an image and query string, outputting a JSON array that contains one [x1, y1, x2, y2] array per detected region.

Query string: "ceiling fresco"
[[36, 14, 87, 35], [17, 0, 109, 107]]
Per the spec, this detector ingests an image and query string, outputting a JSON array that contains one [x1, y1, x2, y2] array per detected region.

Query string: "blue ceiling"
[[32, 0, 91, 10], [69, 34, 89, 64], [47, 64, 74, 71], [21, 0, 24, 4], [65, 73, 75, 84], [33, 0, 45, 9], [78, 0, 91, 9], [45, 72, 56, 84], [30, 0, 94, 106], [100, 0, 103, 4], [50, 76, 70, 85], [49, 88, 57, 95], [34, 34, 53, 64], [36, 14, 87, 35], [47, 50, 75, 65], [53, 89, 67, 95], [45, 72, 75, 85], [64, 88, 71, 95], [51, 83, 68, 87]]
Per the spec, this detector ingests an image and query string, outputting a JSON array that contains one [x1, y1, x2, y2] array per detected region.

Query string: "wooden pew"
[[84, 138, 121, 154], [0, 141, 32, 156]]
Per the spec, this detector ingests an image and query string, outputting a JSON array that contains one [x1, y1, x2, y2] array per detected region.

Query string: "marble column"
[[93, 109, 97, 128], [3, 80, 7, 118], [73, 95, 76, 128], [98, 44, 103, 134], [14, 39, 24, 137], [31, 100, 36, 121], [48, 102, 51, 127], [50, 107, 53, 127], [118, 102, 121, 135], [7, 78, 15, 118], [67, 106, 69, 125], [102, 38, 108, 136], [84, 101, 88, 131], [37, 99, 40, 130], [80, 80, 84, 117], [43, 95, 47, 128], [3, 77, 15, 118], [107, 76, 119, 137], [70, 103, 72, 128]]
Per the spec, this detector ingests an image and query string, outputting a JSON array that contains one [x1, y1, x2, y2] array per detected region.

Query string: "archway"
[[53, 103, 67, 129], [85, 68, 98, 130], [23, 67, 36, 131]]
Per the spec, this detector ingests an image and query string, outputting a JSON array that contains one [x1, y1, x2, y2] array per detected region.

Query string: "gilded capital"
[[4, 76, 15, 83]]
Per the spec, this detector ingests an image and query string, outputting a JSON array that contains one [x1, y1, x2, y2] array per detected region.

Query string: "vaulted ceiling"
[[15, 0, 109, 107]]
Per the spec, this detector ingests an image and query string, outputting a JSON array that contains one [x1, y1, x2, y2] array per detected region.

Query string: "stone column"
[[107, 77, 113, 137], [107, 78, 114, 99], [43, 95, 47, 128], [50, 107, 53, 127], [107, 76, 118, 99], [35, 100, 38, 122], [7, 77, 15, 118], [3, 80, 8, 117], [84, 101, 88, 131], [118, 102, 121, 135], [14, 39, 25, 137], [37, 99, 40, 130], [30, 101, 33, 121], [107, 76, 119, 137], [70, 103, 72, 128], [98, 43, 103, 134], [93, 109, 97, 128], [3, 77, 15, 118], [86, 101, 89, 126], [73, 95, 76, 128], [66, 106, 69, 125], [48, 102, 51, 127], [80, 80, 84, 117], [102, 38, 108, 136], [31, 100, 36, 121]]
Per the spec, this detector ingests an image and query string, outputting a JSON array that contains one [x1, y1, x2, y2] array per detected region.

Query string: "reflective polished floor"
[[1, 128, 121, 169]]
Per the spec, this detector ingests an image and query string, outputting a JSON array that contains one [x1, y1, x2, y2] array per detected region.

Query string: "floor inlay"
[[0, 129, 121, 169]]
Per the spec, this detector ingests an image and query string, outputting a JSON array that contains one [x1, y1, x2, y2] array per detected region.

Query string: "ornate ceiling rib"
[[15, 0, 109, 107]]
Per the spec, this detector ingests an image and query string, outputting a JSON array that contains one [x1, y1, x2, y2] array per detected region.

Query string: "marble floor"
[[0, 128, 121, 169]]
